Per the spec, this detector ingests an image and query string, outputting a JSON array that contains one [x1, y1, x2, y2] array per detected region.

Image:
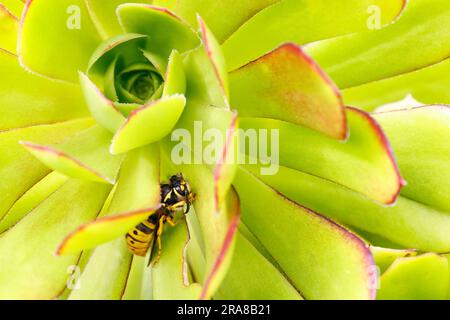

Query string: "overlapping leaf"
[[0, 119, 93, 221], [0, 179, 110, 299], [233, 167, 375, 300], [241, 107, 403, 204], [223, 0, 406, 71], [307, 0, 450, 89], [230, 43, 346, 139]]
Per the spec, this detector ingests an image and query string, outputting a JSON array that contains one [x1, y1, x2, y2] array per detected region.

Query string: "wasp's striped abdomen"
[[126, 214, 159, 256]]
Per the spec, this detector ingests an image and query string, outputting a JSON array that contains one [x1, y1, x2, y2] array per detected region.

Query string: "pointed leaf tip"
[[20, 141, 115, 185], [230, 43, 347, 140], [56, 207, 159, 256], [111, 95, 186, 154]]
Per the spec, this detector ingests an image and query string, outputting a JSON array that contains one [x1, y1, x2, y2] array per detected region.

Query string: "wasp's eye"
[[175, 185, 183, 195]]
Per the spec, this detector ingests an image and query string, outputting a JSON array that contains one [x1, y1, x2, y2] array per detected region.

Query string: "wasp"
[[126, 173, 195, 265]]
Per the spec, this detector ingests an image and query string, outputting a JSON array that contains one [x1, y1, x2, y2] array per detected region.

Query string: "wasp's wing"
[[146, 235, 158, 267], [147, 219, 164, 267]]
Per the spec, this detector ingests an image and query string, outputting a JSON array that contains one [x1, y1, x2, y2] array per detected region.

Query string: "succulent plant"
[[0, 0, 448, 300]]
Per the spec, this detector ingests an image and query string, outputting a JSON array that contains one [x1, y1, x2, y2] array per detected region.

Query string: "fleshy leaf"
[[0, 50, 89, 131], [198, 16, 229, 101], [241, 107, 403, 204], [216, 232, 303, 300], [169, 103, 239, 210], [84, 0, 150, 39], [0, 171, 68, 233], [117, 3, 200, 59], [371, 247, 417, 274], [375, 106, 450, 212], [213, 114, 238, 211], [163, 50, 186, 96], [307, 0, 450, 89], [160, 149, 240, 299], [183, 21, 230, 109], [121, 255, 146, 300], [343, 59, 450, 111], [161, 0, 278, 43], [67, 238, 133, 300], [19, 0, 102, 82], [200, 192, 240, 300], [223, 0, 406, 71], [0, 4, 18, 53], [251, 164, 450, 252], [111, 95, 186, 154], [152, 221, 202, 300], [0, 119, 94, 220], [22, 125, 123, 184], [230, 43, 347, 139], [79, 72, 125, 133], [377, 253, 449, 300], [1, 0, 24, 18], [57, 145, 160, 255], [0, 179, 110, 299], [233, 167, 375, 300], [87, 33, 147, 78]]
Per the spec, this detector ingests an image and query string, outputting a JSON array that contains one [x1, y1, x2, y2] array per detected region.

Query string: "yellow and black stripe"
[[126, 213, 160, 257]]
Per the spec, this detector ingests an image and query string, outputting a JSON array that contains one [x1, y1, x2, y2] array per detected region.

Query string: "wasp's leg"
[[168, 200, 186, 212], [166, 215, 181, 227], [153, 219, 165, 265]]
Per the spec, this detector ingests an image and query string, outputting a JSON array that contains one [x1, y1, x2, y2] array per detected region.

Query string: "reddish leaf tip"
[[347, 107, 405, 205], [200, 208, 240, 300]]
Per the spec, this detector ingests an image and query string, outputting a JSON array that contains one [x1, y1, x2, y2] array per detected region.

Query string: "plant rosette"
[[0, 0, 448, 300]]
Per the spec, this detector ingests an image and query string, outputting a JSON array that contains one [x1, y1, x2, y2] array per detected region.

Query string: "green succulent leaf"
[[0, 179, 110, 299], [223, 0, 406, 71], [197, 16, 229, 101], [110, 95, 186, 154], [1, 0, 24, 18], [233, 167, 375, 300], [152, 221, 202, 300], [241, 107, 403, 204], [0, 119, 94, 221], [0, 171, 68, 233], [87, 33, 147, 80], [307, 0, 450, 89], [216, 232, 303, 300], [117, 3, 200, 60], [67, 238, 132, 300], [121, 255, 147, 300], [183, 18, 230, 109], [375, 106, 450, 212], [343, 59, 450, 111], [57, 145, 160, 255], [19, 0, 102, 82], [84, 0, 151, 39], [377, 253, 449, 300], [252, 164, 450, 252], [447, 254, 450, 300], [22, 125, 124, 184], [0, 50, 90, 130], [371, 247, 417, 274], [79, 71, 125, 133], [230, 43, 346, 139], [0, 4, 18, 53], [159, 0, 278, 43], [161, 146, 240, 299], [163, 50, 186, 96], [170, 103, 239, 210]]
